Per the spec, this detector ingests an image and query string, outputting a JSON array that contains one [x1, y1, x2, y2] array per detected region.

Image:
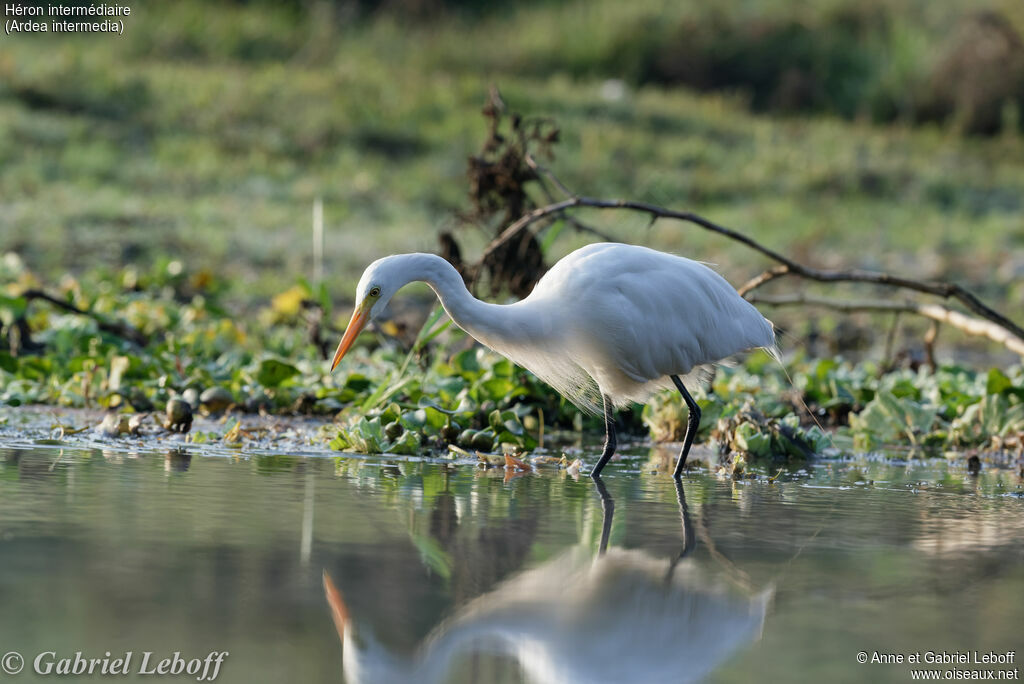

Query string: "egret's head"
[[324, 569, 412, 682], [330, 256, 407, 372]]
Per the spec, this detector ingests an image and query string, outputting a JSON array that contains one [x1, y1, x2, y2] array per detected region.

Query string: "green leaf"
[[0, 295, 27, 321], [539, 218, 565, 256], [450, 349, 482, 378], [480, 377, 526, 401], [256, 358, 300, 387], [344, 373, 372, 392], [494, 430, 524, 448], [418, 406, 448, 431], [417, 396, 459, 415], [379, 402, 403, 425], [386, 429, 421, 455], [0, 352, 17, 374], [986, 368, 1012, 396]]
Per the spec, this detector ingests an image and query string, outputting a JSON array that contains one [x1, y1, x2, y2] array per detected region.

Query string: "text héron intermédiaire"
[[5, 3, 130, 34]]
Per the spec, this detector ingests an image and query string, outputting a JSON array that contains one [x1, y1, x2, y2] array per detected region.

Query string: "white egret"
[[330, 242, 776, 477], [324, 548, 769, 684], [322, 482, 770, 684]]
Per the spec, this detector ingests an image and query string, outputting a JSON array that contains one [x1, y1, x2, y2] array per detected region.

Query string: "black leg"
[[592, 476, 614, 555], [675, 478, 696, 559], [670, 375, 701, 479], [665, 479, 696, 582], [590, 394, 617, 478]]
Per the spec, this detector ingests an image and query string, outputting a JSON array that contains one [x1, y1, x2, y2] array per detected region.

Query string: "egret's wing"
[[536, 244, 774, 389]]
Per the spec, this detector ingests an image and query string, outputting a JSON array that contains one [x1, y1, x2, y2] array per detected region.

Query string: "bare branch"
[[749, 293, 1024, 358], [480, 196, 1024, 342], [21, 289, 149, 347], [522, 154, 618, 243], [923, 321, 939, 372], [737, 265, 790, 296], [524, 152, 577, 200]]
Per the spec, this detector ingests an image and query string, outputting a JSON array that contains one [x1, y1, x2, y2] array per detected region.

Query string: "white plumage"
[[513, 243, 775, 410], [325, 547, 769, 684], [331, 242, 775, 477]]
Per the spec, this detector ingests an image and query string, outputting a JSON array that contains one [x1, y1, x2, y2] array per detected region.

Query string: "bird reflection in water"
[[324, 480, 771, 684]]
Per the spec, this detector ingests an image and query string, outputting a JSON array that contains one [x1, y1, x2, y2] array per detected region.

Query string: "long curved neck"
[[398, 254, 536, 353]]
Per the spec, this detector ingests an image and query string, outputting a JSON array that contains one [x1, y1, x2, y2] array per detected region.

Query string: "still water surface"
[[0, 437, 1022, 683]]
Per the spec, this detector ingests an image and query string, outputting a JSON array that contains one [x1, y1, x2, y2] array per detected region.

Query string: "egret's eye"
[[368, 286, 381, 298]]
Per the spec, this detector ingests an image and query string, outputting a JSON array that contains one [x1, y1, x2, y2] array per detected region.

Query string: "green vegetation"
[[2, 0, 1023, 322], [2, 253, 1022, 470], [2, 1, 1023, 467]]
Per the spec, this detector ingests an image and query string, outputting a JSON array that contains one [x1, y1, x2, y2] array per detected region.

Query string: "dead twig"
[[748, 293, 1024, 358], [522, 153, 618, 243], [923, 321, 940, 371], [480, 195, 1024, 343], [20, 289, 149, 347], [736, 265, 790, 296]]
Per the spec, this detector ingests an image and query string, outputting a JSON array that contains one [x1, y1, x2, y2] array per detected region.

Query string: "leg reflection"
[[592, 476, 614, 556]]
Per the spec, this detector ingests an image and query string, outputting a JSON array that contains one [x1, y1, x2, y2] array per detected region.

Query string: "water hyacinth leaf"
[[417, 396, 460, 415], [18, 357, 52, 381], [344, 374, 372, 392], [502, 416, 524, 435], [494, 430, 524, 448], [333, 416, 387, 452], [450, 348, 482, 378], [733, 422, 772, 458], [420, 406, 449, 431], [951, 394, 1024, 445], [986, 368, 1012, 396], [884, 377, 921, 400], [985, 367, 1024, 401], [479, 377, 527, 401], [775, 425, 815, 459], [490, 358, 514, 378], [891, 395, 939, 440], [357, 417, 385, 443], [382, 428, 421, 455], [379, 402, 403, 425], [0, 352, 17, 374], [489, 409, 515, 433], [316, 397, 344, 413], [400, 410, 427, 432], [851, 391, 940, 449], [256, 358, 300, 387], [433, 376, 468, 403], [0, 295, 27, 326]]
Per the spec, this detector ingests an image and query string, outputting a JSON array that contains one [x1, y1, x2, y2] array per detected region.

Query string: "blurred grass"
[[1, 0, 1023, 331]]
